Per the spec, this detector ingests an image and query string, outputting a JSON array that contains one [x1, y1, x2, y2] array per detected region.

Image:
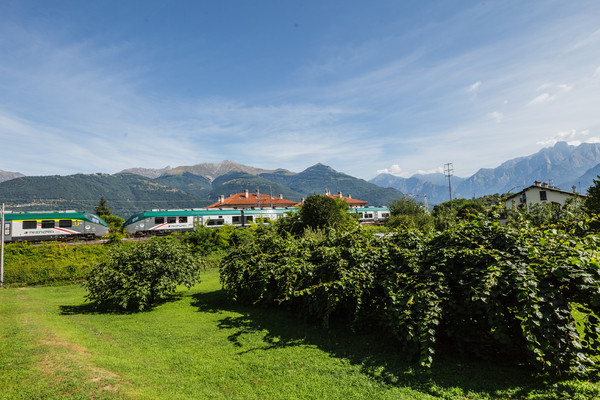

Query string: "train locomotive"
[[2, 210, 109, 242]]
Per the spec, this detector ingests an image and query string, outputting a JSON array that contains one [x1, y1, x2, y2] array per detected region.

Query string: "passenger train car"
[[123, 208, 295, 235], [2, 211, 109, 242], [350, 207, 390, 223], [123, 206, 390, 236]]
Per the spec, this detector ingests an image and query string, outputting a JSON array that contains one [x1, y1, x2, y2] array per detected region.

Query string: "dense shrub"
[[221, 217, 600, 375], [85, 237, 202, 310], [3, 242, 108, 286]]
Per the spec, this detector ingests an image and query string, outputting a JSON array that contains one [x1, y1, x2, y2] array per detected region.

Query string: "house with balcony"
[[504, 181, 586, 211]]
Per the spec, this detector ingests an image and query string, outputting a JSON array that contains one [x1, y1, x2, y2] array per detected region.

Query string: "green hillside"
[[0, 164, 404, 216], [0, 173, 207, 218], [154, 172, 213, 198], [261, 164, 404, 206]]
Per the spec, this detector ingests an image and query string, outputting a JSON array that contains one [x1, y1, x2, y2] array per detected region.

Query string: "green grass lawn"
[[1, 268, 599, 399]]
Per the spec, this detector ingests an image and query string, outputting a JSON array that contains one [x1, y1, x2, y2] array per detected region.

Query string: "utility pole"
[[1, 203, 5, 287], [444, 163, 454, 209]]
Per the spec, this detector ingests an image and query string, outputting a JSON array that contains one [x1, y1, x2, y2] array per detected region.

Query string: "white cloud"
[[490, 111, 504, 123], [468, 81, 482, 92], [528, 83, 573, 105], [528, 93, 554, 105], [376, 165, 444, 178], [376, 164, 410, 177], [415, 167, 444, 175], [536, 129, 596, 146], [594, 66, 600, 77]]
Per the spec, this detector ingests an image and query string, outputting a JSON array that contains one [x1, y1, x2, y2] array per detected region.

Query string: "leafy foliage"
[[296, 194, 358, 233], [85, 237, 201, 310], [3, 242, 108, 286], [586, 176, 600, 215], [387, 198, 434, 232], [221, 216, 600, 375]]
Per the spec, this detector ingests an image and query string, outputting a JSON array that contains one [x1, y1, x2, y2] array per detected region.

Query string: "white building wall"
[[506, 186, 581, 210]]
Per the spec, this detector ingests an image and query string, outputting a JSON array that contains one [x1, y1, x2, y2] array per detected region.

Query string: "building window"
[[23, 221, 37, 229], [539, 191, 547, 201]]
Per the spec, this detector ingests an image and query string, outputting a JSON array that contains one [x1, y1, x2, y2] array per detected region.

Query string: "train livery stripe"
[[54, 227, 80, 234], [149, 223, 169, 230]]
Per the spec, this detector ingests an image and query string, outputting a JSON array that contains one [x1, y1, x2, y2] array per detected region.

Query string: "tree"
[[585, 176, 600, 215], [387, 198, 434, 232], [298, 194, 355, 231], [84, 237, 202, 311], [94, 196, 112, 216]]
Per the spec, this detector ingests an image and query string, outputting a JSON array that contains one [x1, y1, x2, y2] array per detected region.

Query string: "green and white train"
[[123, 206, 390, 236], [2, 211, 109, 242], [123, 208, 295, 235]]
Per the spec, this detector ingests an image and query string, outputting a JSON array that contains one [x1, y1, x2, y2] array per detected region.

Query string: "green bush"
[[221, 217, 600, 375], [3, 242, 108, 286], [84, 237, 202, 311]]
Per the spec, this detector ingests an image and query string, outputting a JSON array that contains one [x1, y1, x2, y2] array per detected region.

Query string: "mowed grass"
[[1, 269, 599, 399]]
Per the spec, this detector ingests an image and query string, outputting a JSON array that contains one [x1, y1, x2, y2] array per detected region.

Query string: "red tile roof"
[[321, 190, 367, 206], [207, 191, 298, 209]]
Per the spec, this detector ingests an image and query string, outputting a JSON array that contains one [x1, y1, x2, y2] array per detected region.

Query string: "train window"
[[155, 217, 164, 224], [5, 223, 11, 235], [382, 213, 390, 218], [167, 217, 176, 224], [23, 221, 37, 229], [364, 213, 373, 219], [89, 216, 100, 224], [232, 216, 240, 223], [179, 217, 187, 223], [246, 216, 253, 222], [59, 220, 73, 228], [207, 219, 225, 226], [42, 220, 55, 229]]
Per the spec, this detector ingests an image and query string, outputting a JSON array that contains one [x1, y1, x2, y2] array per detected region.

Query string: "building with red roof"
[[302, 190, 367, 208], [207, 189, 298, 209]]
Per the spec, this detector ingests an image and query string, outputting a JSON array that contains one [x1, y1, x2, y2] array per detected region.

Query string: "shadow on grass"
[[60, 293, 185, 315], [190, 289, 569, 399]]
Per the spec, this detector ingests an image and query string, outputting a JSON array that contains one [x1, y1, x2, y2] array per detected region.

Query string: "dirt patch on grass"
[[36, 334, 122, 396]]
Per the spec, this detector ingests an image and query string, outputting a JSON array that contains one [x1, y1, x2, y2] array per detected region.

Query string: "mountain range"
[[0, 162, 404, 217], [370, 142, 600, 204], [2, 141, 600, 216]]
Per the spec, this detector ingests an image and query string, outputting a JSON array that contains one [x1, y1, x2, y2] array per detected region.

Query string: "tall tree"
[[585, 176, 600, 215], [95, 196, 112, 216]]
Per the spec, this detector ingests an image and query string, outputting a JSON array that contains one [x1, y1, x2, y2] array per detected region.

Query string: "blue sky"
[[1, 0, 600, 179]]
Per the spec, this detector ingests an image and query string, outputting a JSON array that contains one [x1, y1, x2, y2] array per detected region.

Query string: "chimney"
[[245, 189, 249, 198], [326, 189, 330, 196], [542, 182, 549, 188], [279, 194, 283, 199], [348, 194, 352, 199], [534, 180, 541, 186], [338, 191, 342, 198], [573, 185, 577, 193], [219, 195, 224, 204]]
